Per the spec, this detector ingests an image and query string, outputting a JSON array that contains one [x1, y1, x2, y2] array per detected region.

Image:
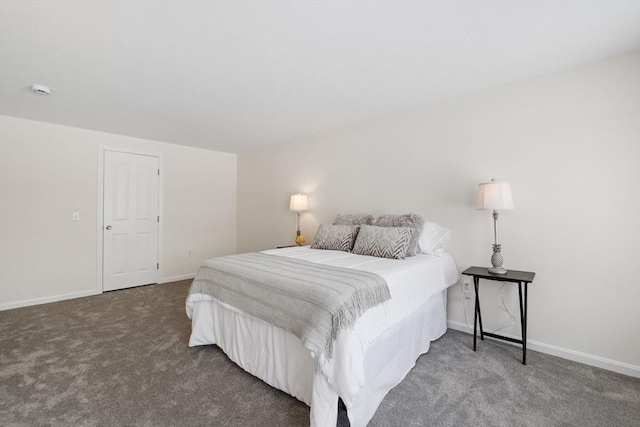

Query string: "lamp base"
[[488, 267, 508, 275]]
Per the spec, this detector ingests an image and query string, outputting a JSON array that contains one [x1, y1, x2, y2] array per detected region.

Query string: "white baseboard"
[[0, 289, 101, 311], [159, 273, 196, 284], [1, 274, 195, 311], [447, 320, 640, 378]]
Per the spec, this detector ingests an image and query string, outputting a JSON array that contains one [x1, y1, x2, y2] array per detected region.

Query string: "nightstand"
[[461, 267, 536, 364]]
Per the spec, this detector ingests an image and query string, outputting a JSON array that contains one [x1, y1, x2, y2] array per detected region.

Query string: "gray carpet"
[[1, 281, 638, 426]]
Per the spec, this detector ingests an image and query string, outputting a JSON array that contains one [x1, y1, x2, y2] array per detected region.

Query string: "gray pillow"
[[333, 213, 375, 226], [351, 225, 414, 260], [311, 224, 360, 252], [374, 214, 424, 257]]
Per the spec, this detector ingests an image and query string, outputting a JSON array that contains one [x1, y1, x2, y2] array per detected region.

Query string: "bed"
[[186, 241, 459, 426]]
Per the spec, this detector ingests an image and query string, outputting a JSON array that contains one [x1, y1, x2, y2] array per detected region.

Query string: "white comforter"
[[264, 247, 458, 404], [186, 248, 459, 411]]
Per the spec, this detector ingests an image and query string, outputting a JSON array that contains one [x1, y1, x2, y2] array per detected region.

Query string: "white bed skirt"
[[189, 289, 448, 427]]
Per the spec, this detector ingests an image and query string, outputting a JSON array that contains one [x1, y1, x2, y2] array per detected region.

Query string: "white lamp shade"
[[289, 193, 309, 212], [477, 181, 514, 210]]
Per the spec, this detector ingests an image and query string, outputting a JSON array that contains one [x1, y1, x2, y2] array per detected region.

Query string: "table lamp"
[[289, 193, 308, 243], [476, 179, 514, 274]]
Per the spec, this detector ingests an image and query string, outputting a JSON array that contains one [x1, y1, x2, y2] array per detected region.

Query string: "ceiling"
[[1, 1, 639, 154]]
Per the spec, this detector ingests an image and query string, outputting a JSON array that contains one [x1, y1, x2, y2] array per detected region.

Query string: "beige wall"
[[0, 115, 237, 308], [238, 52, 640, 371]]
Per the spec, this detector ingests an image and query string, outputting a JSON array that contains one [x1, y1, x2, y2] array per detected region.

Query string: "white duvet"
[[186, 247, 459, 425]]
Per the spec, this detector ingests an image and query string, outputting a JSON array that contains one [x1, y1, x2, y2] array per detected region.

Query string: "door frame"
[[96, 145, 164, 293]]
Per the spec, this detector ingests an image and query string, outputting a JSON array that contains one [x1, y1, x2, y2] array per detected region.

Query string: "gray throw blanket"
[[188, 252, 390, 359]]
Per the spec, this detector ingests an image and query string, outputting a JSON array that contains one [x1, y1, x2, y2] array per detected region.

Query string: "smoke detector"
[[31, 84, 51, 95]]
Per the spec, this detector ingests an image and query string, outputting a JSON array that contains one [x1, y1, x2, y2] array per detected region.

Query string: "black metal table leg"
[[473, 276, 485, 352], [473, 277, 478, 351], [476, 277, 484, 341], [523, 283, 528, 365], [518, 281, 527, 365]]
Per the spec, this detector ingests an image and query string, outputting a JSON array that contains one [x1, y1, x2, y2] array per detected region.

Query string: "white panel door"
[[103, 151, 159, 291]]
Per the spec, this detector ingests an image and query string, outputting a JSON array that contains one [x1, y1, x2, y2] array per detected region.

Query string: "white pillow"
[[418, 222, 451, 256]]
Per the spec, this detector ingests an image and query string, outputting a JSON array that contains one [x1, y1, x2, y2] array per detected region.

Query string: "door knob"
[[105, 225, 112, 230]]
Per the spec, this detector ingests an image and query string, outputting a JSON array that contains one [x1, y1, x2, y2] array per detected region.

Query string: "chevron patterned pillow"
[[311, 224, 360, 252], [333, 213, 375, 226], [351, 225, 414, 260], [374, 214, 425, 257]]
